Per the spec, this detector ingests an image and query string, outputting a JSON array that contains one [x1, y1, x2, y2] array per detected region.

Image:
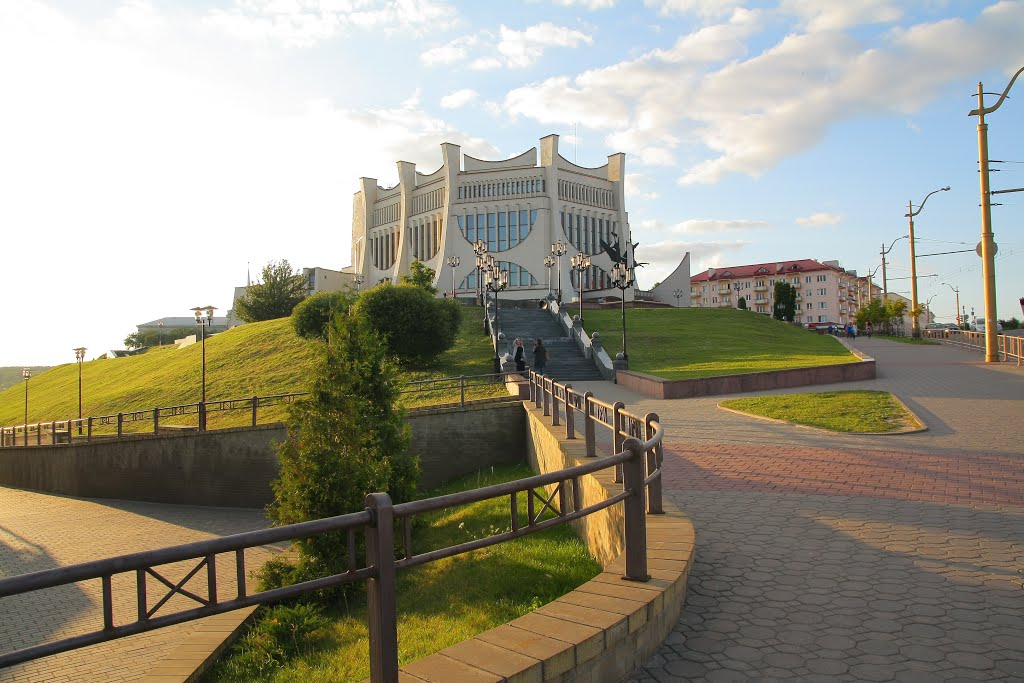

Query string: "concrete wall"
[[0, 399, 525, 508]]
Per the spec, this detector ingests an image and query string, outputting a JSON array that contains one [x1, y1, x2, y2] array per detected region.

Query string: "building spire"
[[247, 261, 251, 287]]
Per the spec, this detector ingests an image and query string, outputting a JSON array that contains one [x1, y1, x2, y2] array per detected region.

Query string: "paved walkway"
[[0, 492, 272, 682], [570, 338, 1024, 682]]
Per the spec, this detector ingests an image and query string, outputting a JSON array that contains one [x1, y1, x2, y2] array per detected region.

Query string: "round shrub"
[[352, 284, 461, 367], [291, 290, 353, 340]]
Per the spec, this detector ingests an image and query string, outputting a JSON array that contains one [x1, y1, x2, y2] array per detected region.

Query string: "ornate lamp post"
[[941, 282, 961, 328], [571, 253, 591, 326], [485, 265, 510, 374], [673, 288, 684, 307], [191, 306, 217, 405], [551, 240, 568, 303], [611, 261, 635, 361], [969, 65, 1024, 362], [905, 186, 950, 337], [473, 240, 488, 307], [158, 320, 164, 346], [543, 255, 556, 296], [446, 255, 460, 298], [22, 368, 30, 437], [73, 347, 86, 434]]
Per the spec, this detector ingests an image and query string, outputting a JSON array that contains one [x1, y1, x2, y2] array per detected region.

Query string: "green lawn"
[[720, 390, 921, 432], [583, 307, 858, 379], [204, 464, 602, 683], [0, 308, 505, 430]]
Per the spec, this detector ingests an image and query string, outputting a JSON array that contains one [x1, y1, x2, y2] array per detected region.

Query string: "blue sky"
[[1, 0, 1023, 366]]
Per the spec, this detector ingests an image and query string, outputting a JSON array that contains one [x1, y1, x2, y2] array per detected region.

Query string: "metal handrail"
[[0, 373, 526, 448], [0, 377, 664, 682], [922, 328, 1023, 366]]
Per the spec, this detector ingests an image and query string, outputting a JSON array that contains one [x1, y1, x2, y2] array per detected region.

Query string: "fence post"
[[154, 408, 160, 436], [584, 392, 596, 457], [551, 383, 560, 427], [534, 373, 543, 409], [621, 437, 650, 582], [564, 385, 575, 439], [117, 413, 123, 439], [251, 396, 258, 427], [50, 421, 56, 445], [528, 372, 535, 403], [612, 401, 625, 483], [87, 417, 93, 443], [542, 378, 550, 416], [365, 492, 399, 683], [199, 402, 206, 432], [460, 377, 466, 409], [645, 413, 663, 515], [36, 424, 41, 446]]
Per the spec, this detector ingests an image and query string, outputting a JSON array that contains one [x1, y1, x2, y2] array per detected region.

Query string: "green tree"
[[124, 328, 194, 349], [772, 282, 797, 321], [234, 260, 308, 323], [291, 290, 354, 341], [267, 309, 419, 582], [399, 259, 437, 294], [353, 284, 462, 367], [737, 296, 747, 310]]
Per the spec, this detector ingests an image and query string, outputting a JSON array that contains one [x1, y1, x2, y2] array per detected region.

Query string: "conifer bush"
[[352, 284, 462, 367]]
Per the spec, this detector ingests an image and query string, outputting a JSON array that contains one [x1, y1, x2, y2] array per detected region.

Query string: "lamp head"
[[22, 368, 30, 380], [941, 186, 950, 191]]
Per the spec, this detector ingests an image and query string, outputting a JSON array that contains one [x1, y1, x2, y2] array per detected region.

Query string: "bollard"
[[621, 437, 650, 582], [365, 493, 399, 683]]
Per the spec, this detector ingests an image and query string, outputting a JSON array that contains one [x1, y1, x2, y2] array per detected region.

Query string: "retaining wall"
[[618, 358, 875, 399], [0, 399, 525, 507]]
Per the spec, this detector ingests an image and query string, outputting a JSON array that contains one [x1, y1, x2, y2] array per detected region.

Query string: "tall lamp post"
[[543, 255, 556, 297], [446, 255, 460, 298], [551, 241, 568, 304], [22, 368, 30, 436], [158, 321, 164, 346], [191, 306, 216, 405], [673, 288, 684, 307], [941, 283, 961, 328], [905, 186, 950, 337], [73, 347, 86, 434], [571, 253, 591, 325], [969, 65, 1024, 362], [473, 240, 487, 307], [880, 236, 908, 304], [611, 261, 635, 360], [485, 265, 509, 374]]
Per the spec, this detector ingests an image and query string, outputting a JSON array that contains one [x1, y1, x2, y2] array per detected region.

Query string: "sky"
[[1, 0, 1023, 367]]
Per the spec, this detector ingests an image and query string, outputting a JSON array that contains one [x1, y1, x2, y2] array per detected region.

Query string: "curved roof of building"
[[691, 259, 841, 282]]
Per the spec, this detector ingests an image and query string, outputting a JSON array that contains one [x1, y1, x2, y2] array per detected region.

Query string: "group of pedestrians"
[[825, 321, 871, 339], [513, 337, 549, 375]]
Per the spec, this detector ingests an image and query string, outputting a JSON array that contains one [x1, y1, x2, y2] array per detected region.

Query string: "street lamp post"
[[941, 283, 961, 328], [673, 288, 684, 307], [191, 306, 217, 429], [158, 321, 164, 346], [485, 265, 509, 374], [73, 347, 86, 435], [551, 241, 568, 304], [969, 65, 1024, 362], [473, 240, 487, 307], [22, 368, 30, 442], [880, 236, 908, 304], [446, 255, 460, 298], [571, 253, 591, 326], [543, 255, 556, 296], [611, 261, 635, 361], [905, 186, 950, 337]]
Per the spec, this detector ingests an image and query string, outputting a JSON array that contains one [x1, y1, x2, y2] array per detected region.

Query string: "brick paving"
[[0, 491, 272, 682], [607, 338, 1024, 682]]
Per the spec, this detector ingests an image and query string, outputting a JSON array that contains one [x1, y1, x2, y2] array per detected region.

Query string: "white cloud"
[[498, 22, 594, 68], [795, 212, 841, 226], [554, 0, 616, 9], [440, 88, 478, 109], [672, 219, 771, 234], [630, 235, 750, 287], [470, 55, 504, 70], [644, 0, 743, 19], [204, 0, 456, 48], [780, 0, 904, 32], [624, 173, 659, 200]]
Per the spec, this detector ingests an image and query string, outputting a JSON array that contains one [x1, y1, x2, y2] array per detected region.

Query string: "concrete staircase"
[[497, 307, 605, 382]]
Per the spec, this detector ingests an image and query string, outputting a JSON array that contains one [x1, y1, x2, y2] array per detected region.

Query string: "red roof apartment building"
[[690, 259, 881, 326]]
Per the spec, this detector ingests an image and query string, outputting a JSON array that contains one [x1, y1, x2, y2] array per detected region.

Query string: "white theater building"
[[350, 135, 636, 304]]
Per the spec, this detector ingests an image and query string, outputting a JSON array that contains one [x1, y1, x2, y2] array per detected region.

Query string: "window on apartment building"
[[755, 280, 765, 287], [806, 303, 813, 310], [819, 302, 828, 309], [712, 297, 718, 303], [819, 315, 827, 323], [817, 275, 827, 282], [805, 276, 811, 283], [805, 290, 812, 297], [818, 288, 827, 296]]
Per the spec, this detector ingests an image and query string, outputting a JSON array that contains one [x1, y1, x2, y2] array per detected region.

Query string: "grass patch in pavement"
[[720, 390, 921, 433]]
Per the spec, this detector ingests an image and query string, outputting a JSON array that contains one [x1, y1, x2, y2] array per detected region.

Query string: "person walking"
[[513, 337, 526, 373], [533, 338, 548, 376], [866, 321, 873, 339]]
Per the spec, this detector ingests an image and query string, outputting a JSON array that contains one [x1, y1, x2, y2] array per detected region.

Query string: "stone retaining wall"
[[394, 401, 696, 682], [618, 358, 875, 399], [0, 399, 524, 507]]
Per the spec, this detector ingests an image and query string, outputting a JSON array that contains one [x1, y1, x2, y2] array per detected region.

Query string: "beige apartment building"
[[690, 259, 882, 326]]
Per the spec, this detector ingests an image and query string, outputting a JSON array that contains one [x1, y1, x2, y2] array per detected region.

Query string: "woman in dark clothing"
[[513, 337, 526, 373], [533, 338, 548, 375]]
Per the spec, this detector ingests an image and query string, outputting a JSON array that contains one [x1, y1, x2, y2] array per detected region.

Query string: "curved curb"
[[716, 394, 927, 435]]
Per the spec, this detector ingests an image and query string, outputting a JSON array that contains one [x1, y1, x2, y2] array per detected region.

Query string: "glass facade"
[[458, 209, 536, 252], [459, 260, 539, 289]]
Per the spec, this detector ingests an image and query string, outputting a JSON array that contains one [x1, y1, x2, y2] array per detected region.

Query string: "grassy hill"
[[583, 307, 857, 379], [0, 367, 52, 392], [0, 312, 504, 431]]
